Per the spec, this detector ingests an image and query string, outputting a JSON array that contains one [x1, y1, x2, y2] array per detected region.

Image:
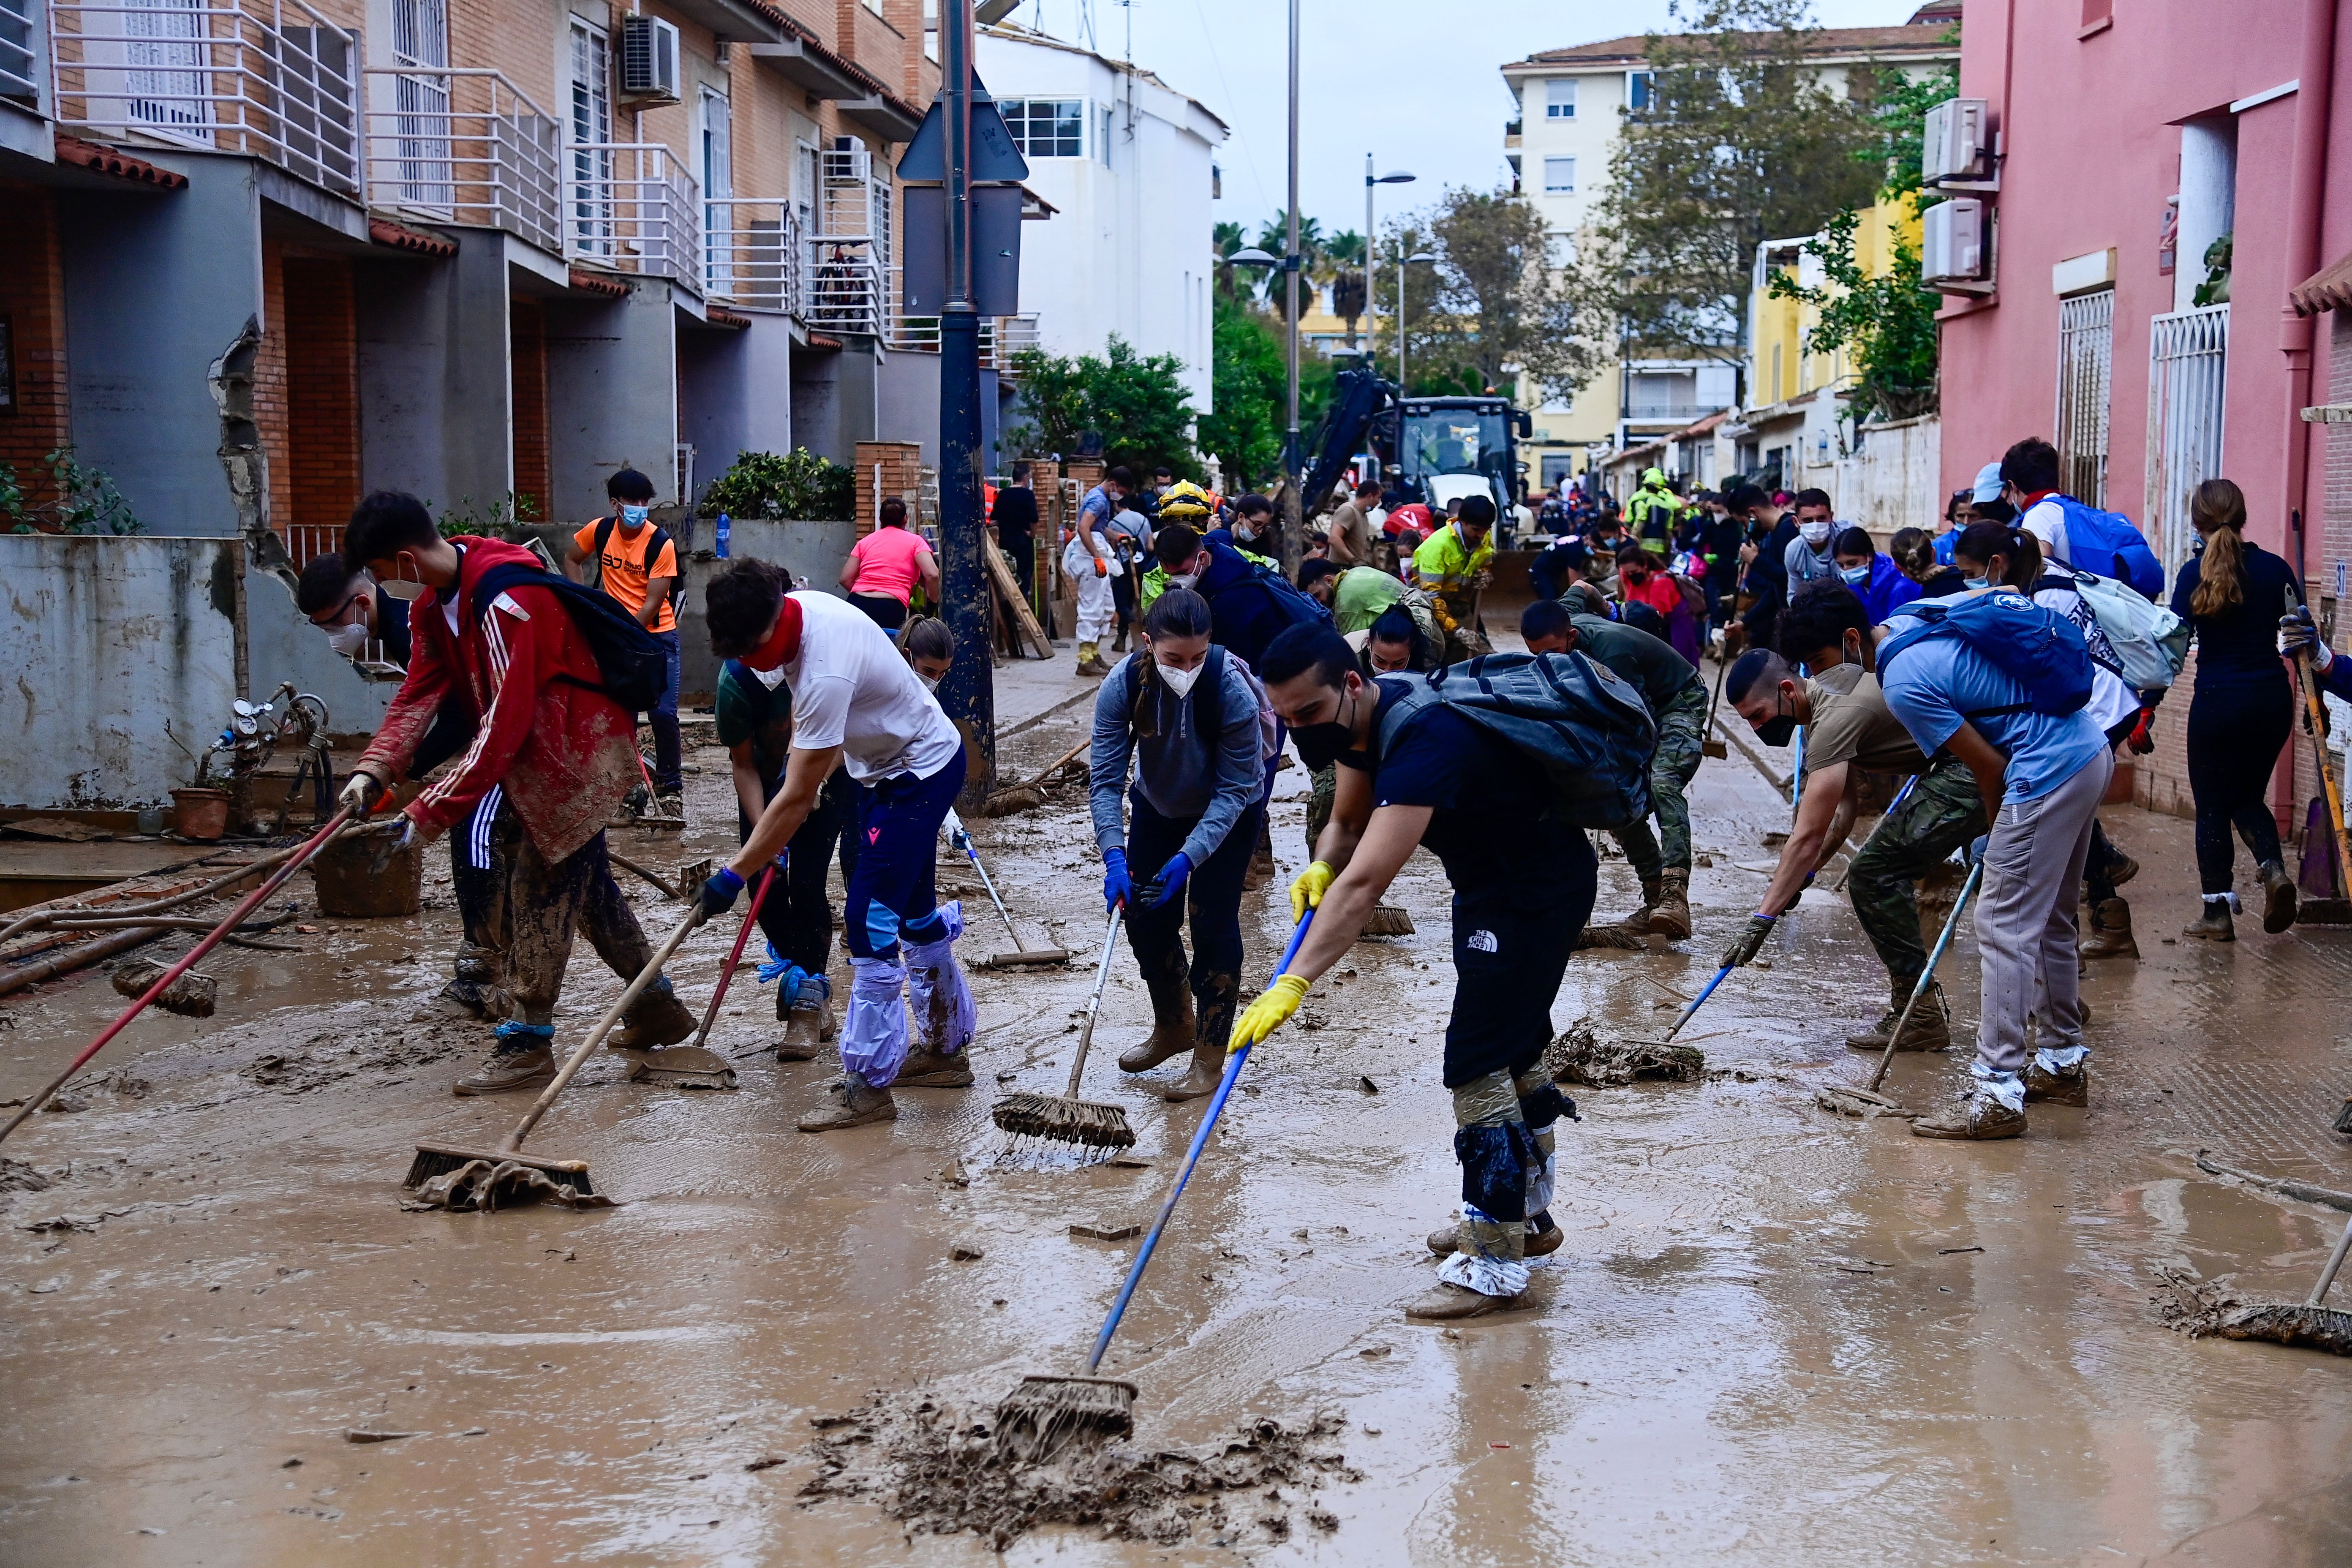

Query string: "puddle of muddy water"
[[3, 713, 2352, 1565]]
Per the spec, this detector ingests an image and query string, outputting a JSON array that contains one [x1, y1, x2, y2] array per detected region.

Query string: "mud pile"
[[797, 1392, 1361, 1550]]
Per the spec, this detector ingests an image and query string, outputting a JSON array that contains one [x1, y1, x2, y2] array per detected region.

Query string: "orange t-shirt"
[[575, 518, 678, 633]]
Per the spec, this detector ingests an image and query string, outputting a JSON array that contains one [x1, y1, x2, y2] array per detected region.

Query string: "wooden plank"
[[984, 539, 1054, 659]]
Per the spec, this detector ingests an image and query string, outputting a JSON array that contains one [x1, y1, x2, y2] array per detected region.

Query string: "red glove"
[[2128, 707, 2156, 755]]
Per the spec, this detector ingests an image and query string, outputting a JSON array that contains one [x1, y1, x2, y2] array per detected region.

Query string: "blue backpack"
[[1877, 592, 2094, 718], [2049, 495, 2164, 601]]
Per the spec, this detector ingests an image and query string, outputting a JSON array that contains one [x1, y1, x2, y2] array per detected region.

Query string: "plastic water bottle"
[[714, 512, 731, 559]]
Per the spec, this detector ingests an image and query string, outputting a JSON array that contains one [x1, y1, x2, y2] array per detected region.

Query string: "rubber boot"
[[1111, 622, 1129, 653], [796, 1072, 898, 1132], [1427, 1218, 1563, 1258], [1116, 943, 1196, 1073], [2078, 898, 2138, 960], [2183, 898, 2235, 942], [607, 976, 697, 1051], [777, 972, 831, 1062], [2259, 859, 2299, 934], [1646, 868, 1692, 940], [1159, 969, 1236, 1102]]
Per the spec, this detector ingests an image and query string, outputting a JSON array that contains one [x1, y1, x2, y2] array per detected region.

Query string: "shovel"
[[1819, 852, 1983, 1118], [945, 809, 1069, 968], [1701, 644, 1729, 760]]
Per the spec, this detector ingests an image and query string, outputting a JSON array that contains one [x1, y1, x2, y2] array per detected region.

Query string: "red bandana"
[[744, 594, 803, 672]]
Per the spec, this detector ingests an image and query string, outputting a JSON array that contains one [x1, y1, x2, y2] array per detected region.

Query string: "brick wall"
[[853, 439, 921, 538], [0, 183, 69, 511], [282, 257, 359, 567], [254, 240, 292, 538], [512, 298, 551, 525]]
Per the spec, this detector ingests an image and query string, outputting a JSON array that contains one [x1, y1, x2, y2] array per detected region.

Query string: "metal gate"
[[2056, 288, 2115, 509], [2145, 304, 2229, 577]]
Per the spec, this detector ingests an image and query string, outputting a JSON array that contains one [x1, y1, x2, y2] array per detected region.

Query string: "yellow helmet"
[[1157, 480, 1212, 520]]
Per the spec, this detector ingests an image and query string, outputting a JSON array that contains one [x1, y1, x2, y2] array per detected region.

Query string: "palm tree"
[[1254, 211, 1324, 316], [1322, 229, 1367, 346], [1213, 220, 1247, 299]]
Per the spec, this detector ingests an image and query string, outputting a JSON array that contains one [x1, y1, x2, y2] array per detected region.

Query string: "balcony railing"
[[806, 233, 881, 335], [1, 0, 40, 105], [703, 197, 801, 314], [48, 0, 360, 198], [1623, 403, 1715, 423], [882, 285, 1042, 373], [569, 140, 699, 292], [362, 66, 559, 255]]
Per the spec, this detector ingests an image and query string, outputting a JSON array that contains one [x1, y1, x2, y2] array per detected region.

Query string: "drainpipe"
[[2275, 0, 2337, 834]]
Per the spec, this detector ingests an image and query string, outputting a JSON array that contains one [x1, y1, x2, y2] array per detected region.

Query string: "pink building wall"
[[1940, 0, 2352, 824]]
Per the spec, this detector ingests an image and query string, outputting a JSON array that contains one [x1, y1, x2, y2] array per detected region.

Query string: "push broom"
[[994, 910, 1314, 1459], [945, 809, 1070, 968], [406, 905, 703, 1203], [616, 867, 781, 1091], [0, 807, 359, 1146], [1820, 849, 1984, 1118], [991, 906, 1134, 1153]]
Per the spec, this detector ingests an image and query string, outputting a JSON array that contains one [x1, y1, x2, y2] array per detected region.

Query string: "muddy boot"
[[1159, 971, 1236, 1102], [1244, 818, 1275, 891], [1111, 623, 1129, 653], [1404, 1282, 1530, 1320], [2024, 1058, 2090, 1106], [1843, 983, 1950, 1052], [1646, 868, 1692, 940], [2183, 898, 2235, 942], [1910, 1086, 2027, 1141], [895, 1048, 975, 1087], [453, 1022, 555, 1096], [607, 977, 696, 1051], [1426, 1217, 1563, 1258], [776, 973, 831, 1062], [1618, 874, 1662, 931], [2259, 860, 2299, 934], [796, 1073, 898, 1132], [430, 941, 506, 1021], [2078, 898, 2138, 960], [1116, 947, 1197, 1073]]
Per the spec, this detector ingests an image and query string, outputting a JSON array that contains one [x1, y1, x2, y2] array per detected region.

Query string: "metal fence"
[[48, 0, 361, 198], [2056, 288, 2115, 510], [806, 234, 881, 334], [569, 140, 698, 290], [361, 67, 560, 255], [702, 197, 800, 313], [2145, 304, 2229, 578]]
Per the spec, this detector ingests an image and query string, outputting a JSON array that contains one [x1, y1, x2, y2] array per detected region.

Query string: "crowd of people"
[[294, 422, 2336, 1321]]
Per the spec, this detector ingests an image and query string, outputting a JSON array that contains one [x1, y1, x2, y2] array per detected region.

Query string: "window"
[[1546, 79, 1576, 119], [2147, 304, 2226, 574], [1543, 156, 1575, 194], [1627, 70, 1654, 114], [795, 139, 817, 236], [1002, 99, 1084, 158], [2056, 288, 2115, 507], [1100, 105, 1113, 166], [1544, 231, 1573, 268], [569, 19, 612, 253]]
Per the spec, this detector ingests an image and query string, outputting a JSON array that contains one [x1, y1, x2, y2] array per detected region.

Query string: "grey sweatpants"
[[1973, 749, 2113, 1078]]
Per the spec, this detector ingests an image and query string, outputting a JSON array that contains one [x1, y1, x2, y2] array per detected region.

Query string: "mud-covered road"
[[6, 678, 2352, 1565]]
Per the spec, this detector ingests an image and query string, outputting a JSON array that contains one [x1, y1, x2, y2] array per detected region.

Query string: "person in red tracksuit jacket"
[[333, 492, 696, 1095]]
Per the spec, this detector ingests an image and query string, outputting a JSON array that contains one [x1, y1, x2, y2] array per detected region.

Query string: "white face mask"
[[1157, 662, 1203, 698], [1798, 520, 1833, 547], [327, 621, 370, 657], [377, 562, 427, 602], [917, 671, 941, 693], [1165, 571, 1199, 591]]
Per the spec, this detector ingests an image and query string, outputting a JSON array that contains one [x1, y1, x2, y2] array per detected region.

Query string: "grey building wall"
[[674, 519, 858, 702], [545, 281, 683, 518], [243, 567, 398, 745], [679, 314, 795, 502], [789, 340, 879, 466], [356, 242, 516, 510]]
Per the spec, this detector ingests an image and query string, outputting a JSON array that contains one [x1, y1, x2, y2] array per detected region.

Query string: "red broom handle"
[[688, 863, 776, 1051], [0, 807, 358, 1145]]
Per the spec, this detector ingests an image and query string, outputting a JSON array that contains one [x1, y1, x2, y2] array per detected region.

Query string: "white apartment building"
[[1499, 14, 1957, 491], [976, 24, 1228, 415]]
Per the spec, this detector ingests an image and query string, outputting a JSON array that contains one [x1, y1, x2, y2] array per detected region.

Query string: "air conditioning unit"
[[1922, 97, 1993, 186], [1922, 197, 1990, 292], [620, 15, 681, 103]]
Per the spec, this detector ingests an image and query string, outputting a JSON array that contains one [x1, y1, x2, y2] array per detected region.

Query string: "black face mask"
[[1293, 687, 1358, 754], [1753, 689, 1798, 747]]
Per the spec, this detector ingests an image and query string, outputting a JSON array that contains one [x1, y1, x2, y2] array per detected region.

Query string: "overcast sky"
[[999, 0, 1930, 236]]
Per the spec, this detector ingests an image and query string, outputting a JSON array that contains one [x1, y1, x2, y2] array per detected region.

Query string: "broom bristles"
[[991, 1092, 1136, 1149], [2335, 1097, 2352, 1136], [994, 1375, 1138, 1459], [1362, 903, 1416, 937], [406, 1141, 594, 1194]]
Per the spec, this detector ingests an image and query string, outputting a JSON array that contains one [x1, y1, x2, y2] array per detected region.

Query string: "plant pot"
[[170, 787, 232, 841], [309, 832, 425, 918]]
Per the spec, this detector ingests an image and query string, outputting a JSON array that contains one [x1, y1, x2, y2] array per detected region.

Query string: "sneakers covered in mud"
[[798, 1074, 898, 1132], [2024, 1059, 2090, 1106], [895, 1048, 975, 1088], [1843, 985, 1951, 1053], [1427, 1222, 1563, 1259], [1403, 1282, 1530, 1320], [1909, 1093, 2026, 1141]]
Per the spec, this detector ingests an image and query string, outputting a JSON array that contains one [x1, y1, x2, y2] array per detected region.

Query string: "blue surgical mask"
[[1963, 575, 1990, 590], [1839, 564, 1870, 585], [620, 503, 650, 528]]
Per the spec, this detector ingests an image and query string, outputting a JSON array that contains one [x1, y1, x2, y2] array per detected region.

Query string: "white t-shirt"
[[2020, 496, 2073, 567], [778, 591, 963, 784], [2033, 577, 2140, 735]]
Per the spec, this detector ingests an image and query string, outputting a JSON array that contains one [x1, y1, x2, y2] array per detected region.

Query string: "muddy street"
[[5, 707, 2352, 1566]]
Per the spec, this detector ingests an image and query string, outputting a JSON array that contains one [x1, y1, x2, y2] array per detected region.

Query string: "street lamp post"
[[1282, 0, 1301, 484], [1398, 249, 1437, 391], [1364, 159, 1413, 360]]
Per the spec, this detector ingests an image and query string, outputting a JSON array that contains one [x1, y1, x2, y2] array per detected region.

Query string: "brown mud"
[[5, 661, 2352, 1563]]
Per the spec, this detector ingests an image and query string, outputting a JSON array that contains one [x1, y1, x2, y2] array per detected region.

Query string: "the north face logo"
[[1466, 929, 1498, 953]]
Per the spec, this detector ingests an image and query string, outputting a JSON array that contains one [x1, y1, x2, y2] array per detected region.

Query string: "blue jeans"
[[649, 628, 681, 792], [844, 744, 967, 962]]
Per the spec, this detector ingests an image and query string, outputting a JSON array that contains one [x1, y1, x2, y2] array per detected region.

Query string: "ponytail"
[[2188, 477, 2249, 618]]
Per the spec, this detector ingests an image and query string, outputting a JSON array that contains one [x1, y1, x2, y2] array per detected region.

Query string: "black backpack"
[[1374, 651, 1656, 829], [470, 560, 670, 715], [591, 513, 688, 622]]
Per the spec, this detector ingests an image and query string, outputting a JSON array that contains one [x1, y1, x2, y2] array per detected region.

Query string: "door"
[[124, 0, 206, 132], [700, 86, 732, 294], [390, 0, 450, 209], [569, 19, 613, 255]]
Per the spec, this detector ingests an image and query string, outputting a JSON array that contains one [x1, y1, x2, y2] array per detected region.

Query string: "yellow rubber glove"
[[1290, 860, 1336, 924], [1228, 973, 1311, 1055]]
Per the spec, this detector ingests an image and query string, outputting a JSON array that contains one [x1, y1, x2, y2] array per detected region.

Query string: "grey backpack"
[[1373, 651, 1657, 829]]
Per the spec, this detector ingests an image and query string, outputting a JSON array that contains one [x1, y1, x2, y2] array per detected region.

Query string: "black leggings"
[[2186, 676, 2293, 896], [738, 768, 854, 976]]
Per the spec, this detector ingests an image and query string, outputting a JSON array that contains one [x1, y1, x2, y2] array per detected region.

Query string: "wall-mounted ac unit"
[[1922, 97, 1994, 187], [1922, 197, 1991, 293], [621, 16, 681, 103]]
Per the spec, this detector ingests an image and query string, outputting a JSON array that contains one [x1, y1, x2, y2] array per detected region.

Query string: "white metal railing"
[[806, 233, 881, 335], [362, 66, 560, 256], [1, 0, 40, 103], [703, 197, 801, 314], [2145, 303, 2229, 579], [569, 140, 699, 291], [995, 312, 1040, 368], [2057, 288, 2115, 510], [48, 0, 360, 198], [881, 289, 1043, 372], [279, 521, 340, 569]]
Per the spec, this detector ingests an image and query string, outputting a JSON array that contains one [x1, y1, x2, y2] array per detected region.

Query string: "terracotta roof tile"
[[2293, 249, 2352, 316], [369, 218, 457, 259], [53, 135, 189, 190], [569, 267, 631, 299]]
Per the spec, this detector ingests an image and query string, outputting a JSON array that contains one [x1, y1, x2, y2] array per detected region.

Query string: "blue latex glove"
[[1102, 848, 1133, 912], [698, 866, 744, 923], [1141, 851, 1192, 910]]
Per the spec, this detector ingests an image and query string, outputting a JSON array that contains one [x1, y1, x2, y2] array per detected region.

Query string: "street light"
[[1364, 160, 1413, 359], [1398, 250, 1437, 391]]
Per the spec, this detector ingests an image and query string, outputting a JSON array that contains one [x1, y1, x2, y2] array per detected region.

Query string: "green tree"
[[1372, 192, 1577, 401], [1197, 294, 1286, 486], [1563, 0, 1886, 384], [1007, 336, 1202, 481]]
